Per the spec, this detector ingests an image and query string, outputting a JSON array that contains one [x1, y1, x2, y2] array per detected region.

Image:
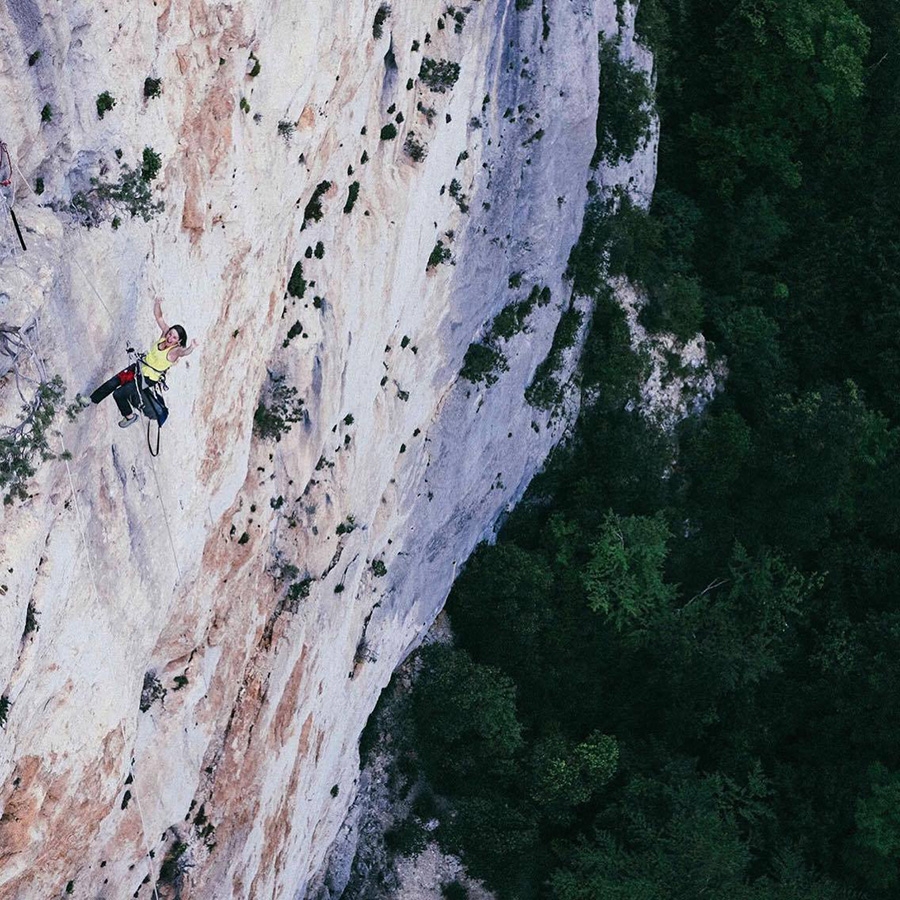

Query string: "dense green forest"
[[403, 0, 900, 897]]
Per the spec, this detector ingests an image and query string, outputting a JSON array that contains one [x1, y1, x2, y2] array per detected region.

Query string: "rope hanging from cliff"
[[116, 723, 163, 900], [58, 424, 164, 897], [68, 243, 180, 484], [145, 448, 183, 579], [60, 444, 163, 900], [3, 146, 179, 895]]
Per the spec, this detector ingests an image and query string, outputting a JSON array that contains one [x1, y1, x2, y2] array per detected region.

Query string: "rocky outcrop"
[[0, 1, 656, 897]]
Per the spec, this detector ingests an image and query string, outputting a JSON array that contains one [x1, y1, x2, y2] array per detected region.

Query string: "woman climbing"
[[79, 297, 197, 426]]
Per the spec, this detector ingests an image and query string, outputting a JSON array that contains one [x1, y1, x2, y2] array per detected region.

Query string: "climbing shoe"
[[76, 393, 92, 408], [118, 414, 138, 428]]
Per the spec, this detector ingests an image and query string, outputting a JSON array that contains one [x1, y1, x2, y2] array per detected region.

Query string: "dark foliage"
[[419, 58, 461, 92], [302, 180, 331, 227], [96, 91, 116, 119], [373, 3, 391, 39], [287, 261, 307, 298], [408, 1, 900, 898], [592, 38, 653, 167], [253, 373, 305, 441], [344, 181, 360, 213], [0, 375, 66, 504]]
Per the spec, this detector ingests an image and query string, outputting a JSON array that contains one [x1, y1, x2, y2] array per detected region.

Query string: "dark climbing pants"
[[90, 369, 153, 418]]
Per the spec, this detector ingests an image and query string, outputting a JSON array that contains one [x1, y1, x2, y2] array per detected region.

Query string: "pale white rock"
[[615, 276, 725, 430], [392, 844, 494, 900], [0, 2, 657, 899]]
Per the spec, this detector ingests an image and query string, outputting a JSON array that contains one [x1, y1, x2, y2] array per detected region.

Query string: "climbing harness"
[[125, 345, 170, 457]]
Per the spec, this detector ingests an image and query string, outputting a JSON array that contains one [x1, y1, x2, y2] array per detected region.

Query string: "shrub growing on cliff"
[[93, 146, 165, 222], [592, 37, 653, 167], [140, 671, 166, 712], [302, 180, 331, 227], [23, 601, 39, 637], [286, 577, 313, 609], [427, 240, 451, 269], [158, 841, 189, 884], [96, 91, 116, 119], [457, 286, 546, 388], [404, 132, 427, 162], [525, 306, 583, 409], [373, 3, 392, 38], [140, 147, 162, 182], [144, 77, 162, 99], [460, 342, 508, 386], [491, 296, 535, 341], [449, 178, 469, 212], [287, 261, 307, 298], [417, 101, 437, 124], [253, 372, 305, 441], [344, 181, 360, 213], [282, 320, 303, 348], [419, 58, 461, 92], [0, 374, 65, 504], [380, 122, 398, 141]]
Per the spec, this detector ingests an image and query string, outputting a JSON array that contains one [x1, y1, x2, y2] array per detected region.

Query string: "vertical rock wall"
[[0, 1, 655, 897]]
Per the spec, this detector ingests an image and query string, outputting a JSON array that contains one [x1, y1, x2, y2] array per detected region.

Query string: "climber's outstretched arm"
[[173, 339, 199, 360], [153, 296, 170, 335]]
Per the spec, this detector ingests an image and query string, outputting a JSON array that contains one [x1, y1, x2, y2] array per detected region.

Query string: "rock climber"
[[78, 297, 197, 426]]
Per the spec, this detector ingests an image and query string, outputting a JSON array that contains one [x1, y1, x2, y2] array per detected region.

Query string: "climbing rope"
[[118, 722, 163, 900], [3, 139, 184, 899], [57, 429, 162, 900], [146, 449, 183, 580], [5, 139, 185, 674], [68, 249, 117, 322], [64, 271, 184, 577], [1, 139, 185, 583]]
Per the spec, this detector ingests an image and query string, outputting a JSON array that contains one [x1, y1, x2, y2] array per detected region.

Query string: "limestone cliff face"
[[0, 1, 655, 897]]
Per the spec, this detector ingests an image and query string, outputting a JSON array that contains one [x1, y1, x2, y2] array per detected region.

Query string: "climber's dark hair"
[[172, 324, 187, 347]]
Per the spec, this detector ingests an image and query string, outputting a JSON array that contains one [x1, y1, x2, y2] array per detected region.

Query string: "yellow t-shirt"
[[141, 341, 175, 382]]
